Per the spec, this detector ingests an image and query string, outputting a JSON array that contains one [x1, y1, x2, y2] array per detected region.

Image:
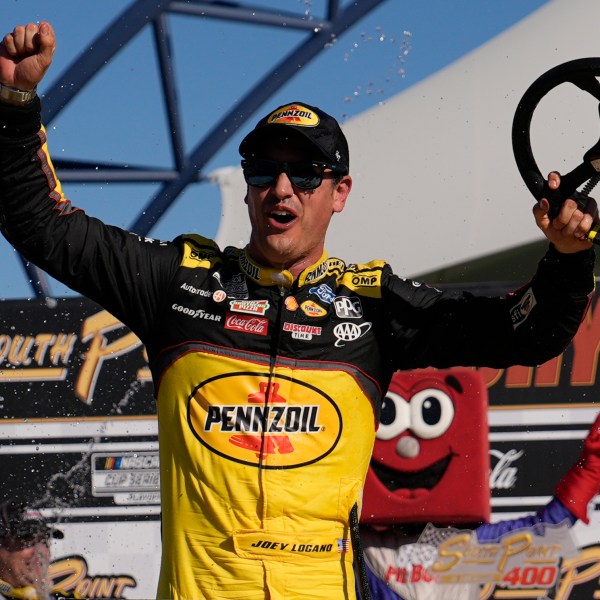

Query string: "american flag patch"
[[337, 538, 350, 553]]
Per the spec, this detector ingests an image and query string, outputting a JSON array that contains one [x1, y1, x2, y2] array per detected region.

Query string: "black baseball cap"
[[239, 101, 350, 173], [0, 500, 63, 541]]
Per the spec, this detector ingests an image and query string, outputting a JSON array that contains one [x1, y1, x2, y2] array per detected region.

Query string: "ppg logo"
[[334, 296, 363, 319], [333, 322, 372, 347]]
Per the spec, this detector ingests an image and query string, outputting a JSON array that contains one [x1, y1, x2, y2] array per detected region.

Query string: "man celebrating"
[[0, 22, 596, 600]]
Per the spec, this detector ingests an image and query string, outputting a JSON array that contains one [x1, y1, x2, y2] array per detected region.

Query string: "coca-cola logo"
[[489, 448, 523, 490], [225, 313, 268, 336]]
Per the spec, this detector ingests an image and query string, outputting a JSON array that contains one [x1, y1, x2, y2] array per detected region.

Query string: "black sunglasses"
[[242, 159, 346, 190]]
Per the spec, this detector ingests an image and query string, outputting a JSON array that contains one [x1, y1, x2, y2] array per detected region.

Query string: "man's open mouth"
[[270, 210, 296, 224]]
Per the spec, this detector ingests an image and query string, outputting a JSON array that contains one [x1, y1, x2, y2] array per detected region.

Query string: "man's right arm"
[[0, 22, 181, 342], [0, 97, 181, 341]]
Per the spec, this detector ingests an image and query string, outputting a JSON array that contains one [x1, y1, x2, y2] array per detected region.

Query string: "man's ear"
[[332, 175, 352, 214]]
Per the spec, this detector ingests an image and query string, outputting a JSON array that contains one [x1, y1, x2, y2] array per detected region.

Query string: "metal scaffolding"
[[17, 0, 388, 298]]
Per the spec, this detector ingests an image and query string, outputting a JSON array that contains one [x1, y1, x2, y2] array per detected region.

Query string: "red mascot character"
[[358, 369, 600, 600]]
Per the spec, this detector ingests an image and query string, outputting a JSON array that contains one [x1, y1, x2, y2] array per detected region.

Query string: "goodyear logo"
[[267, 104, 319, 127], [188, 373, 342, 468]]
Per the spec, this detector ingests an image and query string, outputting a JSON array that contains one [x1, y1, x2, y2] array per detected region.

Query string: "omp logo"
[[266, 104, 319, 127], [351, 275, 377, 286], [333, 322, 372, 348], [188, 373, 342, 468]]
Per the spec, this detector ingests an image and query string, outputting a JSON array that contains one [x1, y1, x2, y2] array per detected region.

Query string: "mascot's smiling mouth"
[[370, 453, 454, 492]]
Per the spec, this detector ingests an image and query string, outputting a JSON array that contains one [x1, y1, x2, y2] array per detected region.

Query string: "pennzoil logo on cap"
[[267, 104, 320, 127]]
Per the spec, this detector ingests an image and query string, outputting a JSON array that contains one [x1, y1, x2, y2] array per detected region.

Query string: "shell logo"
[[188, 372, 342, 468], [266, 104, 320, 127]]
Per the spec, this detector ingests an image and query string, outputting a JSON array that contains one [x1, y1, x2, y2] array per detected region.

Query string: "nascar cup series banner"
[[0, 294, 599, 599]]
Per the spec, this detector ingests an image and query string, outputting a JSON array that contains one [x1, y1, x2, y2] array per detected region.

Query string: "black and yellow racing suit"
[[0, 99, 595, 599]]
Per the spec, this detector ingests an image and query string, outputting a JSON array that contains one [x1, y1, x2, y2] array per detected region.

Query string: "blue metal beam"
[[130, 0, 388, 234], [22, 0, 389, 298]]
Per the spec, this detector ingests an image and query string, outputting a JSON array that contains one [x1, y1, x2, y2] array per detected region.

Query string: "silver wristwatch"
[[0, 82, 38, 105]]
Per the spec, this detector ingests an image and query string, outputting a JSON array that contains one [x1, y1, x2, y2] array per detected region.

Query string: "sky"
[[1, 0, 550, 299]]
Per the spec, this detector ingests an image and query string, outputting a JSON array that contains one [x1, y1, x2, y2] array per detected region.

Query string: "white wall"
[[214, 0, 600, 277]]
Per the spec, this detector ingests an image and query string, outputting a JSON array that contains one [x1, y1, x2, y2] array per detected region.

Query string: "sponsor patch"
[[189, 248, 218, 261], [188, 374, 342, 468], [171, 303, 222, 321], [133, 234, 162, 244], [213, 290, 227, 303], [239, 252, 260, 281], [304, 261, 329, 284], [266, 103, 320, 127], [180, 282, 213, 297], [510, 288, 537, 329], [222, 272, 249, 299], [333, 321, 372, 347], [350, 274, 378, 287], [283, 322, 322, 340], [333, 296, 363, 319], [229, 299, 270, 316], [285, 296, 299, 311], [225, 313, 268, 336], [300, 300, 327, 318], [309, 284, 336, 304]]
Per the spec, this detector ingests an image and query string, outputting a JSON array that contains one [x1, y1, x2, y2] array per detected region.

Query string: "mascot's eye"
[[409, 388, 455, 439], [376, 391, 410, 440]]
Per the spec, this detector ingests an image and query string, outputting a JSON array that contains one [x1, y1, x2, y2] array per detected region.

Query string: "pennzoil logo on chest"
[[188, 373, 342, 468]]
